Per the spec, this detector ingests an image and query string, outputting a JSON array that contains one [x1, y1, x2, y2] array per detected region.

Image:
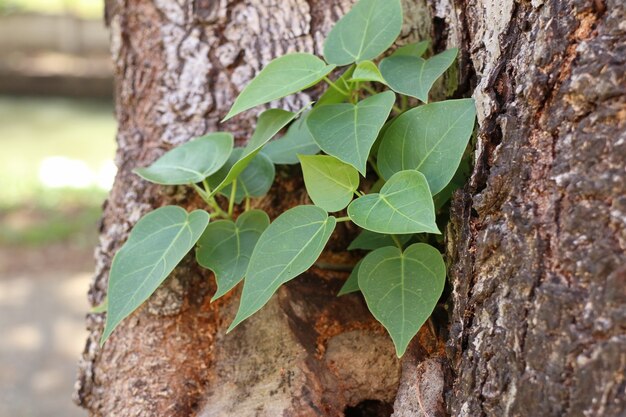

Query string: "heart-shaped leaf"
[[351, 60, 386, 84], [377, 99, 476, 194], [101, 206, 210, 344], [224, 53, 335, 120], [210, 109, 296, 196], [348, 170, 439, 234], [263, 113, 320, 165], [323, 0, 403, 66], [307, 91, 395, 174], [348, 230, 411, 250], [134, 133, 233, 185], [337, 259, 362, 296], [380, 48, 458, 102], [359, 243, 446, 357], [228, 206, 336, 330], [318, 66, 355, 106], [299, 154, 359, 212], [196, 210, 269, 301], [210, 150, 275, 204], [394, 40, 430, 57]]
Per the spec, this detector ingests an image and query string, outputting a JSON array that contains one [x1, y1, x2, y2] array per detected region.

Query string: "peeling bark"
[[75, 0, 625, 416]]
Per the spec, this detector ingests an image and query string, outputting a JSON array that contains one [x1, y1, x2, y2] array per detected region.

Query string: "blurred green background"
[[0, 0, 114, 248], [0, 97, 115, 246], [0, 1, 113, 416]]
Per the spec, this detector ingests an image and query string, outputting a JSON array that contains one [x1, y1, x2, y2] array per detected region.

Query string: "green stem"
[[323, 76, 350, 96], [392, 104, 403, 114], [211, 195, 230, 218], [204, 181, 231, 219], [352, 81, 361, 104], [362, 84, 377, 95], [194, 181, 230, 219], [228, 181, 237, 217], [351, 91, 358, 104], [354, 190, 365, 197], [192, 183, 208, 200], [400, 94, 408, 111], [334, 216, 351, 223], [391, 234, 403, 249], [202, 179, 212, 195], [245, 196, 251, 211]]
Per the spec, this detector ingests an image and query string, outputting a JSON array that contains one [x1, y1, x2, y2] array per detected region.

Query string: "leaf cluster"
[[99, 0, 476, 357]]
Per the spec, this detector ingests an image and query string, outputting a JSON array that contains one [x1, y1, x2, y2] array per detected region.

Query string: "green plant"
[[99, 0, 476, 357]]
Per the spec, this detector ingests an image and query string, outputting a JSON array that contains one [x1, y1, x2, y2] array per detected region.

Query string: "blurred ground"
[[0, 95, 115, 416], [0, 243, 93, 417]]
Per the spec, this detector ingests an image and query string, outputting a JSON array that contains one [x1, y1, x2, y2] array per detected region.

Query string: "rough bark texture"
[[75, 0, 625, 416], [439, 0, 626, 416]]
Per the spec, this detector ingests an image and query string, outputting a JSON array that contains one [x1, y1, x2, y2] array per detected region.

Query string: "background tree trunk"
[[75, 0, 625, 416]]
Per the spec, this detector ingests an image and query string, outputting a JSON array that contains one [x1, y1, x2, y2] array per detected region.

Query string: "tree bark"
[[439, 1, 626, 416], [75, 0, 625, 416]]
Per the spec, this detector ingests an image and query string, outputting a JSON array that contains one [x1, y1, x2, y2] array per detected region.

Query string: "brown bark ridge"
[[438, 0, 626, 416], [75, 1, 434, 416]]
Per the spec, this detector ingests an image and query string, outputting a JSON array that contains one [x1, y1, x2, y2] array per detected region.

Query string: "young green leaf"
[[380, 48, 458, 102], [323, 0, 403, 66], [358, 243, 446, 357], [348, 230, 410, 250], [212, 150, 275, 204], [209, 109, 296, 196], [299, 154, 359, 212], [337, 260, 362, 296], [228, 206, 336, 331], [134, 133, 233, 185], [351, 60, 387, 84], [223, 53, 335, 120], [348, 170, 439, 234], [196, 210, 270, 301], [263, 113, 320, 165], [307, 91, 395, 174], [377, 99, 476, 194], [318, 66, 355, 106], [101, 207, 210, 344], [393, 40, 430, 57]]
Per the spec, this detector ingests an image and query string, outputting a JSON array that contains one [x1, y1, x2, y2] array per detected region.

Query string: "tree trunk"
[[441, 1, 626, 416], [75, 0, 625, 416]]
